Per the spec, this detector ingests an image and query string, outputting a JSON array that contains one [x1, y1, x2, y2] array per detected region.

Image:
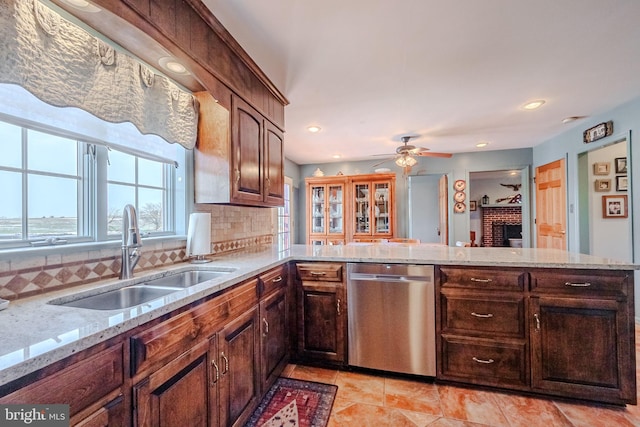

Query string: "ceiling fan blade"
[[371, 157, 394, 168], [371, 153, 396, 157], [415, 152, 453, 158]]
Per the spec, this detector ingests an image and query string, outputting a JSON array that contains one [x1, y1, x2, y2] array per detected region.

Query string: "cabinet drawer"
[[530, 268, 631, 297], [0, 344, 124, 417], [296, 263, 343, 282], [260, 264, 287, 297], [441, 293, 525, 338], [131, 278, 258, 375], [440, 336, 527, 387], [439, 267, 527, 291]]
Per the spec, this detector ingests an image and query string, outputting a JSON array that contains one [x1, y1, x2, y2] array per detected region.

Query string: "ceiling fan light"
[[395, 155, 417, 167]]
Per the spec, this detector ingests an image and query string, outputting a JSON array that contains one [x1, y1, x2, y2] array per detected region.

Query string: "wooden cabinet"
[[305, 173, 396, 244], [259, 266, 289, 392], [306, 177, 347, 245], [438, 266, 529, 389], [351, 173, 395, 241], [0, 344, 125, 426], [194, 92, 284, 207], [437, 266, 636, 405], [295, 263, 346, 365], [529, 269, 635, 405]]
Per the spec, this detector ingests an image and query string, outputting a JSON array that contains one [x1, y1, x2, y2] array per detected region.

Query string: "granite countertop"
[[0, 244, 636, 386]]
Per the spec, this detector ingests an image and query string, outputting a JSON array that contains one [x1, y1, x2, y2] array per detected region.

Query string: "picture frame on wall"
[[615, 157, 627, 174], [593, 162, 610, 175], [602, 195, 628, 218], [594, 179, 611, 192], [616, 175, 628, 191], [469, 200, 477, 211]]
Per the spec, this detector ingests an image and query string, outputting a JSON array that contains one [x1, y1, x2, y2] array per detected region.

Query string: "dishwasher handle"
[[349, 273, 432, 282]]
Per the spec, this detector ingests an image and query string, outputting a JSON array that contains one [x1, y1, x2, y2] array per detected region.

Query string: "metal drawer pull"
[[565, 282, 591, 287], [472, 357, 495, 364], [211, 359, 219, 385], [470, 278, 492, 283], [309, 271, 327, 276], [471, 312, 493, 318], [263, 318, 269, 336], [336, 298, 341, 316], [272, 276, 283, 283], [534, 313, 541, 331], [221, 352, 229, 375]]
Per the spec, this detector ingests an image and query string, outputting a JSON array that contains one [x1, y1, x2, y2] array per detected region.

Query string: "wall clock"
[[454, 191, 466, 203], [454, 202, 466, 213], [453, 179, 466, 191]]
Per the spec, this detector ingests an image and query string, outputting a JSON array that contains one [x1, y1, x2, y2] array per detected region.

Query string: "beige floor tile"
[[334, 371, 385, 406], [384, 377, 443, 416], [492, 392, 573, 427], [555, 400, 638, 427], [287, 364, 339, 384], [437, 385, 510, 427]]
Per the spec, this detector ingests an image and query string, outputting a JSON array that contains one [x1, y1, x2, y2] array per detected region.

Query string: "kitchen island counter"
[[0, 244, 636, 386]]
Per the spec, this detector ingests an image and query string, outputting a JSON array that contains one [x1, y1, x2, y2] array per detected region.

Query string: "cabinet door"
[[260, 289, 288, 391], [530, 296, 635, 404], [219, 307, 260, 427], [231, 96, 263, 205], [327, 183, 345, 237], [298, 282, 346, 364], [73, 396, 125, 427], [352, 182, 371, 235], [309, 185, 327, 235], [372, 181, 392, 236], [264, 120, 284, 206], [133, 339, 218, 427]]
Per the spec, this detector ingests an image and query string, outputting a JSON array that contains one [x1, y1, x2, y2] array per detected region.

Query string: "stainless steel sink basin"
[[50, 268, 236, 310], [141, 270, 232, 289], [57, 285, 177, 310]]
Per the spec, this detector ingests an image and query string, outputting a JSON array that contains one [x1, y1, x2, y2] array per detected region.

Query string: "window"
[[0, 115, 182, 250], [277, 177, 293, 250]]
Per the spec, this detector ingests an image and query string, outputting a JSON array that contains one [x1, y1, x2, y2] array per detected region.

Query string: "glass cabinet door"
[[327, 184, 344, 235], [311, 185, 326, 234], [374, 183, 390, 234], [353, 183, 370, 234]]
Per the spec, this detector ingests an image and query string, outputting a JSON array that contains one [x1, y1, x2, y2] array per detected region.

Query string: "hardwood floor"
[[280, 325, 640, 426]]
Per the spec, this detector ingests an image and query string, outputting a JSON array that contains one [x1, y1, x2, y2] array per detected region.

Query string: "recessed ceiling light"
[[61, 0, 101, 12], [476, 141, 489, 148], [332, 154, 341, 159], [158, 57, 189, 75], [307, 126, 321, 133], [523, 100, 545, 110]]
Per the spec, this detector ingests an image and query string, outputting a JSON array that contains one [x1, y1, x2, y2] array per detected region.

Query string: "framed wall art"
[[615, 157, 627, 174], [602, 195, 628, 218], [594, 179, 611, 192], [593, 162, 610, 175], [616, 175, 628, 191], [469, 200, 477, 211]]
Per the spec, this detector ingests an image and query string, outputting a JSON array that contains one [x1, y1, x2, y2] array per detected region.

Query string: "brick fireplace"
[[481, 205, 522, 247]]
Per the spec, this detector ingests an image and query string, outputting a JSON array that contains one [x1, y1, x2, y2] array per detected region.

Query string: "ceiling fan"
[[373, 136, 452, 172]]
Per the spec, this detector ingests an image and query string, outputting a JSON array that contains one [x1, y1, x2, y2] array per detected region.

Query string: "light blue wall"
[[291, 148, 532, 244], [532, 95, 639, 262]]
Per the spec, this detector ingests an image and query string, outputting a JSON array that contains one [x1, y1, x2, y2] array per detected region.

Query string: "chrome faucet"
[[120, 204, 142, 279]]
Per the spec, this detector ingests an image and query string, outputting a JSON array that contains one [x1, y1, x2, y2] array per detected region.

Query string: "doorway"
[[408, 174, 447, 244], [577, 138, 631, 261]]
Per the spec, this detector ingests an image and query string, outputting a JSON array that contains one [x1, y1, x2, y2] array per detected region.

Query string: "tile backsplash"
[[0, 205, 277, 300]]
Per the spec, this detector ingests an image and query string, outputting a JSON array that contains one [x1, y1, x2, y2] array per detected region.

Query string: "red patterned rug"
[[245, 377, 337, 427]]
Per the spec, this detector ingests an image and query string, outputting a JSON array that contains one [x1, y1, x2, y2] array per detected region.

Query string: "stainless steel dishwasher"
[[347, 263, 436, 376]]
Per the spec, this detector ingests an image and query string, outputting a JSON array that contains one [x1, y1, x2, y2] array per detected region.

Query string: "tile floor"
[[280, 325, 640, 427]]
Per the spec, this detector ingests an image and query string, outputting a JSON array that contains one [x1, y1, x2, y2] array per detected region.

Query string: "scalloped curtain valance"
[[0, 0, 198, 149]]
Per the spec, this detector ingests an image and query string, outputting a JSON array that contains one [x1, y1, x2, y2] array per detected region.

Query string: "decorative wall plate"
[[454, 191, 466, 202], [454, 179, 466, 191], [454, 202, 466, 213]]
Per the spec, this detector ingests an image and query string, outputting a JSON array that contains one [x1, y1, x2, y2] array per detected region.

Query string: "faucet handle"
[[127, 229, 142, 247]]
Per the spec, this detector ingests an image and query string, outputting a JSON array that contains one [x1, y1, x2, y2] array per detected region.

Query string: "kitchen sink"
[[50, 268, 236, 310], [140, 269, 233, 289], [56, 285, 177, 310]]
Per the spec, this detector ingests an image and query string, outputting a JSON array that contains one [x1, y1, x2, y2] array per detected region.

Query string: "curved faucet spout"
[[120, 204, 143, 279]]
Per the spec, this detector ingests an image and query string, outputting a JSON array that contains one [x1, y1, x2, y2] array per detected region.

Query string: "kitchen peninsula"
[[0, 244, 636, 424]]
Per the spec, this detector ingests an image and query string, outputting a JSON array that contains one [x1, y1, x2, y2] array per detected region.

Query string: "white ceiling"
[[203, 0, 640, 165]]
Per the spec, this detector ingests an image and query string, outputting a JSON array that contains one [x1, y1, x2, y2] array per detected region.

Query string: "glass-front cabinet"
[[351, 176, 394, 240], [306, 173, 395, 244], [306, 177, 346, 245]]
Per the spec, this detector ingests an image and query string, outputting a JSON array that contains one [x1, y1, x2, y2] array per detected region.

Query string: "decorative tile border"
[[0, 233, 275, 300]]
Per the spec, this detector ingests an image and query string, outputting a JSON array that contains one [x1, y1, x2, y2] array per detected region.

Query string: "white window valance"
[[0, 0, 199, 149]]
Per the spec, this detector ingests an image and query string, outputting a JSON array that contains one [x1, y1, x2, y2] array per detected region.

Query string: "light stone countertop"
[[0, 244, 636, 386]]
